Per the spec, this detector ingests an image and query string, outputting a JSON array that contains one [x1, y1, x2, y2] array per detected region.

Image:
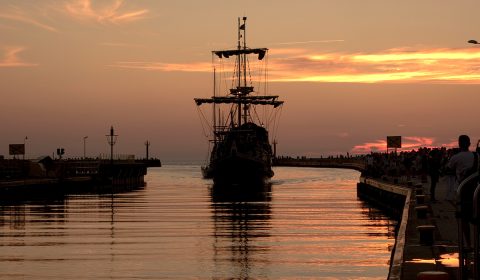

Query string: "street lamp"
[[106, 126, 118, 164], [145, 140, 150, 160], [23, 136, 28, 160], [83, 136, 88, 159]]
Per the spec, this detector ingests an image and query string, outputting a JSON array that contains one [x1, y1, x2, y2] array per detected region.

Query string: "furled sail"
[[195, 96, 283, 108], [213, 48, 268, 60]]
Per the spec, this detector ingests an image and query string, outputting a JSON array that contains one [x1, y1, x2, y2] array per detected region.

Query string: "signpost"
[[387, 136, 402, 154], [9, 144, 25, 159], [56, 148, 65, 159]]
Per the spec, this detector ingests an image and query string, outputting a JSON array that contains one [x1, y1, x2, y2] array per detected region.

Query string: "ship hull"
[[206, 156, 273, 186], [202, 122, 274, 187]]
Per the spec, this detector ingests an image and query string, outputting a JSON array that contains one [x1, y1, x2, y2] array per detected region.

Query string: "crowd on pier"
[[363, 147, 449, 180], [364, 135, 480, 259], [364, 136, 479, 202]]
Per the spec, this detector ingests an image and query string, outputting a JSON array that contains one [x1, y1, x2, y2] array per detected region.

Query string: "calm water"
[[0, 166, 397, 279]]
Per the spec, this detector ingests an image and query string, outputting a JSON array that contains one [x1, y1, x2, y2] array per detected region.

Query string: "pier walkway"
[[390, 177, 458, 279]]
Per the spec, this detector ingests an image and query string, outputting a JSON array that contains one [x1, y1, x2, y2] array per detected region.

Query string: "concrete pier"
[[0, 158, 161, 199], [361, 176, 459, 280]]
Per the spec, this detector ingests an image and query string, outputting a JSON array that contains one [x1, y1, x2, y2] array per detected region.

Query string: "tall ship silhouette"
[[194, 17, 284, 185]]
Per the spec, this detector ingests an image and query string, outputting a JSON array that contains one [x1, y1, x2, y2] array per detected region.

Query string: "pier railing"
[[474, 177, 480, 280], [456, 172, 480, 280]]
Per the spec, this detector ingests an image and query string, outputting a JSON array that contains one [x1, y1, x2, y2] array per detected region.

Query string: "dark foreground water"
[[0, 166, 397, 279]]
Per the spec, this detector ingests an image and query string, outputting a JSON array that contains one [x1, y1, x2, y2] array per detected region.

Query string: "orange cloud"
[[118, 47, 480, 84], [351, 139, 387, 154], [351, 49, 480, 62], [65, 0, 148, 24], [0, 47, 37, 67], [270, 47, 480, 83], [351, 136, 456, 154]]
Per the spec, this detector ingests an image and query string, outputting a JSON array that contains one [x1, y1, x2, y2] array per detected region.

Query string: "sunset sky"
[[1, 0, 480, 162]]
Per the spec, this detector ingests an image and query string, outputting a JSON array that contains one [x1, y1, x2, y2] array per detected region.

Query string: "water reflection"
[[404, 250, 459, 268], [358, 200, 398, 239], [439, 252, 459, 268], [210, 183, 272, 279], [0, 199, 67, 230], [0, 167, 397, 279], [0, 184, 144, 228]]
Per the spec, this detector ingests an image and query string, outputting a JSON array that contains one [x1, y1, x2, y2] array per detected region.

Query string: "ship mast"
[[194, 17, 283, 128], [236, 17, 248, 127], [242, 17, 248, 125], [213, 67, 216, 143]]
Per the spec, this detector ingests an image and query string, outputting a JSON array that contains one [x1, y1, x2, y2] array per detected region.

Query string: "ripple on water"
[[0, 166, 396, 279]]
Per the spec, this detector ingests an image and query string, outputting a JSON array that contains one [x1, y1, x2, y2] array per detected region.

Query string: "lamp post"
[[145, 140, 150, 160], [83, 136, 88, 159], [106, 126, 118, 164], [23, 136, 28, 160]]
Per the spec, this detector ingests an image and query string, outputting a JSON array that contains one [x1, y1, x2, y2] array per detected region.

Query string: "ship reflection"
[[210, 183, 272, 279]]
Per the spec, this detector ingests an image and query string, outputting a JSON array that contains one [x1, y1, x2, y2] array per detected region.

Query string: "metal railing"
[[473, 174, 480, 280], [456, 171, 479, 280]]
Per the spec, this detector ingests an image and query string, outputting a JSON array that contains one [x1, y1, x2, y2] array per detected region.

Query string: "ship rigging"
[[194, 17, 284, 185]]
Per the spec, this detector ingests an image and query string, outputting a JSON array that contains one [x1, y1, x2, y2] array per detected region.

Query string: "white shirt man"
[[448, 151, 475, 184]]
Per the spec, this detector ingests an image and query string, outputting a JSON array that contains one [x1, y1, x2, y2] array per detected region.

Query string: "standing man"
[[448, 135, 477, 248], [428, 149, 442, 202]]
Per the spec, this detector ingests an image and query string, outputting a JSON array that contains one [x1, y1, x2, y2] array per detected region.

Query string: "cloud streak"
[[110, 61, 211, 72], [116, 47, 480, 84], [64, 0, 148, 24], [0, 47, 37, 68], [100, 42, 144, 48], [272, 40, 345, 46], [0, 9, 58, 32]]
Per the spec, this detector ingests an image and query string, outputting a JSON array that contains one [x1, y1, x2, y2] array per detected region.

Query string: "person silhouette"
[[428, 149, 442, 202], [447, 134, 478, 248]]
